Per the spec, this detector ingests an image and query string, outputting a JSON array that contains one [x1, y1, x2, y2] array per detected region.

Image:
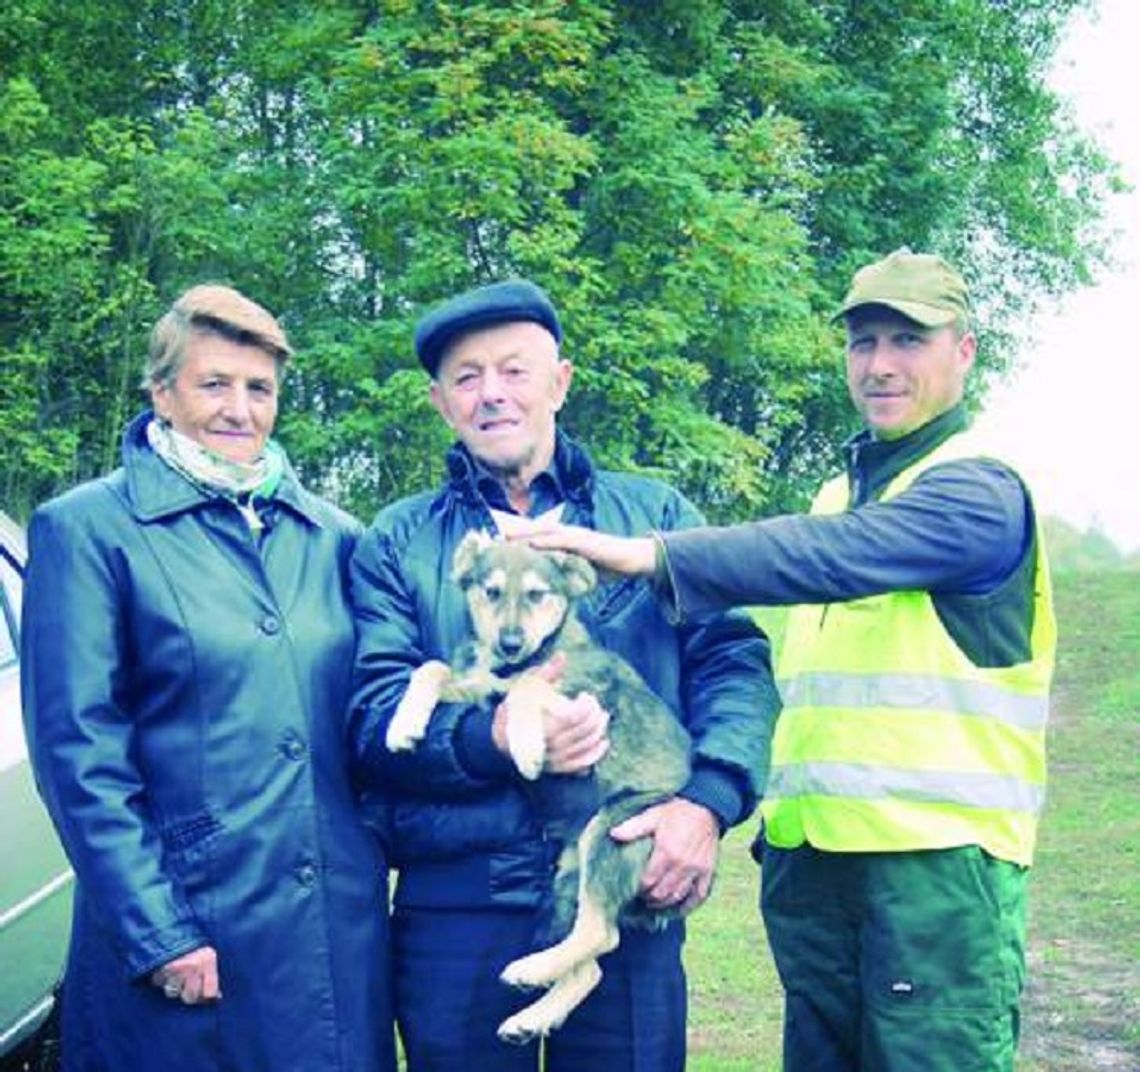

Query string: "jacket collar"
[[121, 411, 323, 527], [444, 428, 597, 510], [844, 403, 970, 506]]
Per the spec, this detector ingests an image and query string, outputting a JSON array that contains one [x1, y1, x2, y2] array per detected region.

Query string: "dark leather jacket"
[[21, 413, 394, 1072], [349, 431, 779, 909]]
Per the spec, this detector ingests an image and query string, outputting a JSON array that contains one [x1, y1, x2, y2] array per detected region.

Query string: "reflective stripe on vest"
[[767, 762, 1046, 814], [761, 428, 1056, 866], [780, 671, 1050, 732]]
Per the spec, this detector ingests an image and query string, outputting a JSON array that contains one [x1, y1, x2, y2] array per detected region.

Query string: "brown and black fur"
[[386, 530, 691, 1043]]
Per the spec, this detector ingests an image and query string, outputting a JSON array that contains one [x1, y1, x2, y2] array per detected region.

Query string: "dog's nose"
[[497, 629, 526, 659]]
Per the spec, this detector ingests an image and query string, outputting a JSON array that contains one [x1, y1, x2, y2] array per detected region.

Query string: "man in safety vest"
[[521, 248, 1056, 1072]]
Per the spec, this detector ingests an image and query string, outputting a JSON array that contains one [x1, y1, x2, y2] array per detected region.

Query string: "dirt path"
[[1021, 937, 1139, 1071], [1017, 676, 1140, 1072]]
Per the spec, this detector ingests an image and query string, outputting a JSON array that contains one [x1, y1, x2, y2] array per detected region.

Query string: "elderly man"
[[524, 251, 1056, 1072], [348, 279, 778, 1072]]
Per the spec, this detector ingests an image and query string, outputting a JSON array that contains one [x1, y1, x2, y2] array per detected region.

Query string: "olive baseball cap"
[[835, 248, 969, 327]]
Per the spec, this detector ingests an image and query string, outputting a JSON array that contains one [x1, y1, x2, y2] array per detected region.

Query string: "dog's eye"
[[524, 588, 548, 606], [483, 585, 502, 603]]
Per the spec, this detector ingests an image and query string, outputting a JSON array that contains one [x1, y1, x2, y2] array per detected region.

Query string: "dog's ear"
[[453, 529, 494, 587], [550, 550, 596, 598]]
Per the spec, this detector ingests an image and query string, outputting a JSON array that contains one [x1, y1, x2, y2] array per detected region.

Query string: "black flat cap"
[[414, 279, 563, 376]]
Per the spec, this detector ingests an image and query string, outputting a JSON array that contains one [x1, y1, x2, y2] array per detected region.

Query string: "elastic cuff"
[[649, 532, 682, 625], [126, 923, 209, 982], [679, 766, 748, 833]]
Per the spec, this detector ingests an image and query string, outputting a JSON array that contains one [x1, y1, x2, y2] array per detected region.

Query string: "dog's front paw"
[[506, 705, 546, 780], [501, 673, 554, 780], [386, 662, 451, 752], [385, 707, 423, 751]]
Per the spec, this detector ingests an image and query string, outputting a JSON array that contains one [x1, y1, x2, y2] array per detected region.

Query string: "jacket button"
[[281, 736, 306, 761], [297, 864, 317, 887], [260, 614, 281, 635]]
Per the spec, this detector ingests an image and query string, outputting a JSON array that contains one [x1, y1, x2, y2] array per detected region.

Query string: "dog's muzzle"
[[496, 629, 527, 661]]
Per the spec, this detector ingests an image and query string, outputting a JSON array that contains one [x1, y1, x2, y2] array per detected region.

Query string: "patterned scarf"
[[147, 418, 286, 532]]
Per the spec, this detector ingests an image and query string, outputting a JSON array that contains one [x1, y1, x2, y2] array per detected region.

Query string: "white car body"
[[0, 511, 73, 1056]]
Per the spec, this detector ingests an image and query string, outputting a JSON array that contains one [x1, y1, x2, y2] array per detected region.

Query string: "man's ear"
[[429, 381, 455, 429], [550, 358, 574, 414], [957, 331, 977, 376], [452, 529, 494, 587]]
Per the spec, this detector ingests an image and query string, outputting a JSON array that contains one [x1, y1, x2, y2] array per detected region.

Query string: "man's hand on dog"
[[491, 653, 611, 775], [508, 520, 657, 580], [610, 798, 719, 914]]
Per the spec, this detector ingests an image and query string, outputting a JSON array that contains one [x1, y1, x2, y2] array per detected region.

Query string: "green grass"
[[685, 825, 782, 1072], [1015, 571, 1140, 1070], [686, 575, 1139, 1070], [1028, 573, 1139, 955], [684, 604, 787, 1071]]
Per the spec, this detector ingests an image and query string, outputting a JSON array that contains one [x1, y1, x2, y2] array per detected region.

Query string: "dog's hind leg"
[[532, 840, 580, 950], [500, 814, 635, 989], [386, 661, 453, 751], [496, 959, 603, 1045]]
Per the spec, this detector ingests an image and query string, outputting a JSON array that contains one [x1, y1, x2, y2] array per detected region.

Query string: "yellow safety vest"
[[761, 430, 1056, 866]]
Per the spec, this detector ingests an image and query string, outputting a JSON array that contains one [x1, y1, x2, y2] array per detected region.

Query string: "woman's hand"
[[151, 945, 221, 1004]]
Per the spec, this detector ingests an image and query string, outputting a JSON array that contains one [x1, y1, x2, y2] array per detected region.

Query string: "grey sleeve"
[[660, 459, 1031, 618]]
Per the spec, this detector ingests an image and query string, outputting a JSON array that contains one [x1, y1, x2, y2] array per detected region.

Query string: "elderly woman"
[[20, 285, 395, 1072]]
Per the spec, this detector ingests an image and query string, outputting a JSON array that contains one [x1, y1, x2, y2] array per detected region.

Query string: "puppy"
[[386, 530, 691, 1043]]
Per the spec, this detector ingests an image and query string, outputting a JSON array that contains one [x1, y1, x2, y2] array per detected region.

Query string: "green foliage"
[[0, 75, 162, 514], [0, 0, 1118, 522]]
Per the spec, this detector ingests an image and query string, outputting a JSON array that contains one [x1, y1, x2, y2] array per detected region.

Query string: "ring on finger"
[[163, 980, 182, 998]]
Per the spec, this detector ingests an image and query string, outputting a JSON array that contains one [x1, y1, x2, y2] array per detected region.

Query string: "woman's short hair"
[[144, 284, 293, 390]]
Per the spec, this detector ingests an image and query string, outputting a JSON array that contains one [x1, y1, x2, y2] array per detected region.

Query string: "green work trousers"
[[760, 843, 1028, 1072]]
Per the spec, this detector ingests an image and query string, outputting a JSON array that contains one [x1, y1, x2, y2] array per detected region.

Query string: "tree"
[[0, 0, 1119, 522]]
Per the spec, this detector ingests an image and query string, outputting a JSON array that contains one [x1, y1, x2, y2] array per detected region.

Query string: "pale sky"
[[974, 0, 1140, 553]]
